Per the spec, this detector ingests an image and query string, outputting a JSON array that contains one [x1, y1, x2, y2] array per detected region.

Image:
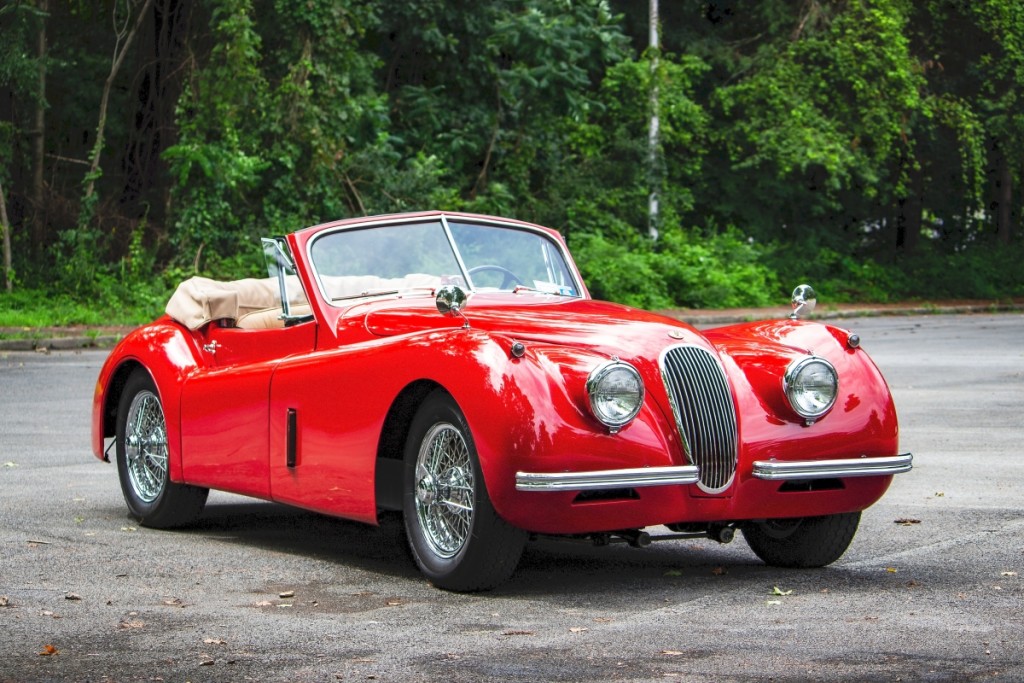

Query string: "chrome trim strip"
[[515, 465, 700, 492], [752, 453, 913, 481]]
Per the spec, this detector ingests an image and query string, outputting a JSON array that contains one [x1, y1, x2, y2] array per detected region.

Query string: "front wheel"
[[403, 390, 526, 591], [742, 512, 861, 568], [115, 370, 208, 528]]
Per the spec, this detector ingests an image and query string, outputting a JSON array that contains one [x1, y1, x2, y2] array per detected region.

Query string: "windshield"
[[308, 218, 579, 303]]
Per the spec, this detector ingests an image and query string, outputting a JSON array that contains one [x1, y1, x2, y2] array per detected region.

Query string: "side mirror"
[[436, 285, 469, 327], [789, 284, 817, 320]]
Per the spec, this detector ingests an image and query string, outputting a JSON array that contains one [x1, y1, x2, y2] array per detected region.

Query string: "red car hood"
[[360, 293, 715, 360]]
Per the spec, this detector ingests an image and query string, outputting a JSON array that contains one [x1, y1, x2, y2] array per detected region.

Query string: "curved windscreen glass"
[[309, 218, 579, 303]]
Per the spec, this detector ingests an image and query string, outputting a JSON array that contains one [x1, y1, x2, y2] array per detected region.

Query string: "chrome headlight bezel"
[[586, 360, 645, 432], [783, 356, 838, 422]]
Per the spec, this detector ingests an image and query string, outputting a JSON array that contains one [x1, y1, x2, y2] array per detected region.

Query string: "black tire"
[[115, 370, 208, 528], [742, 512, 861, 568], [402, 389, 526, 591]]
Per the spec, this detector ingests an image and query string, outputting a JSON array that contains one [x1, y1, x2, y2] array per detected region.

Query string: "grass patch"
[[0, 289, 155, 332]]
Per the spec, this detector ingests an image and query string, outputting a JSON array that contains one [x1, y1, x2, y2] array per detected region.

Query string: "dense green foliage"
[[1, 0, 1022, 325]]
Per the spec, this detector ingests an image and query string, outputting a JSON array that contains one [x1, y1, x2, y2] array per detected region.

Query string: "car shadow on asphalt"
[[143, 498, 832, 597]]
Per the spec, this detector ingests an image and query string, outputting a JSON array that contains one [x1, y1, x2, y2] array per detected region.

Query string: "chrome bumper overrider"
[[515, 465, 700, 492], [752, 453, 914, 481]]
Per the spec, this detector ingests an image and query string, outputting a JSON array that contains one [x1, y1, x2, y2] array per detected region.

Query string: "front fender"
[[443, 337, 685, 530], [705, 319, 901, 474]]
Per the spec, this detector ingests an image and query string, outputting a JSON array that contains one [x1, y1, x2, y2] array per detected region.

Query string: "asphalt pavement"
[[0, 312, 1021, 682]]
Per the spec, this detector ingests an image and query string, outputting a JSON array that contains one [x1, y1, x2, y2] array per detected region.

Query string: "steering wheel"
[[468, 265, 524, 289]]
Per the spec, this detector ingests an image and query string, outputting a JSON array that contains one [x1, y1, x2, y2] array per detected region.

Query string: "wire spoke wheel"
[[115, 370, 208, 528], [414, 424, 475, 558], [402, 389, 527, 591], [124, 390, 169, 503]]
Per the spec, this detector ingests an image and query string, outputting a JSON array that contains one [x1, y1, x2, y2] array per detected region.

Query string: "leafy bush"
[[572, 225, 780, 310]]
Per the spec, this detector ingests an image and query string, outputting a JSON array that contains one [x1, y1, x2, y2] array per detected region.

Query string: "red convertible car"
[[92, 211, 912, 591]]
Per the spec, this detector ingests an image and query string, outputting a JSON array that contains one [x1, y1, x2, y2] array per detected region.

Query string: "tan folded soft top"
[[165, 273, 441, 330], [165, 276, 289, 330]]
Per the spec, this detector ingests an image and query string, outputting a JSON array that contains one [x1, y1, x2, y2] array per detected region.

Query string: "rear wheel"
[[742, 512, 860, 568], [115, 370, 208, 528], [403, 390, 526, 591]]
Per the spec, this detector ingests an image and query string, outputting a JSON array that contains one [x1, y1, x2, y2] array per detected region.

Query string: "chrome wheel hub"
[[414, 423, 474, 559], [124, 390, 168, 504]]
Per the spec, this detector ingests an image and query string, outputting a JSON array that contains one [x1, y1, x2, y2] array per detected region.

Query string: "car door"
[[178, 321, 317, 499], [178, 238, 317, 498]]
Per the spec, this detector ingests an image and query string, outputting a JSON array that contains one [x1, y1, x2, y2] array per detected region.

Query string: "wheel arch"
[[99, 360, 148, 445], [374, 379, 445, 513]]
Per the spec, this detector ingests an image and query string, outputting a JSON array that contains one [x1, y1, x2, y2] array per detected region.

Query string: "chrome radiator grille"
[[661, 345, 738, 493]]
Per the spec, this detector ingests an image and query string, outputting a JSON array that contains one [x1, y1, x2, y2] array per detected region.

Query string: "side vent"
[[286, 408, 298, 468]]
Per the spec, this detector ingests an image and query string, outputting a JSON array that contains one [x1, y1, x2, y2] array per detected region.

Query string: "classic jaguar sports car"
[[92, 211, 912, 591]]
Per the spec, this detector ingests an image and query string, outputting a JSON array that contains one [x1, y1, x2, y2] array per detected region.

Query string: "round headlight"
[[586, 361, 645, 431], [784, 357, 837, 421]]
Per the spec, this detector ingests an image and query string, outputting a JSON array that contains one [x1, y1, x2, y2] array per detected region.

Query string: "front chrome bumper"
[[515, 453, 912, 492], [515, 465, 700, 492], [751, 453, 914, 481]]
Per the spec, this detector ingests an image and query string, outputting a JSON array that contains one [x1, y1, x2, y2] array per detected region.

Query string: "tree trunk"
[[896, 163, 923, 254], [82, 0, 155, 206], [647, 0, 660, 240], [0, 180, 12, 292], [31, 0, 47, 251]]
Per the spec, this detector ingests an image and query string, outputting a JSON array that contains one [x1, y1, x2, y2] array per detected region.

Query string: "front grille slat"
[[661, 345, 738, 493]]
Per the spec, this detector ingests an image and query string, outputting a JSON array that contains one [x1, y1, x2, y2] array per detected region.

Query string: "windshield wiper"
[[512, 284, 574, 296], [332, 287, 435, 302]]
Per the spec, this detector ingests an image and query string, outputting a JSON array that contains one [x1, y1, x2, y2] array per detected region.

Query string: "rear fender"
[[92, 319, 202, 482]]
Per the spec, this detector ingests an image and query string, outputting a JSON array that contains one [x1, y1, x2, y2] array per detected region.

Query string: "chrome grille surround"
[[660, 344, 739, 493]]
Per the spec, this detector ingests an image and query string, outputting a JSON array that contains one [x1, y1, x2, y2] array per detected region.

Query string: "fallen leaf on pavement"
[[0, 596, 10, 607], [278, 590, 295, 599], [771, 586, 793, 596], [895, 518, 921, 526], [39, 645, 58, 656], [203, 638, 227, 645], [569, 627, 588, 633], [65, 592, 81, 601]]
